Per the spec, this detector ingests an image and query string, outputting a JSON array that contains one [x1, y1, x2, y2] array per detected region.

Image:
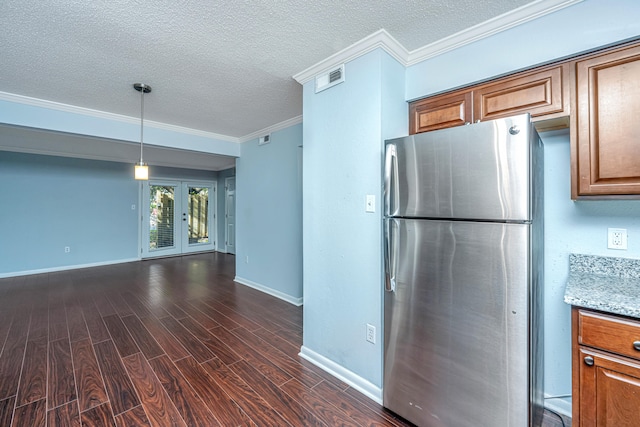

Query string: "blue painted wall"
[[302, 49, 406, 388], [402, 0, 640, 405], [0, 151, 139, 275], [235, 124, 303, 300], [406, 0, 640, 100], [298, 0, 640, 405], [541, 131, 640, 399], [0, 151, 225, 276], [0, 99, 240, 157]]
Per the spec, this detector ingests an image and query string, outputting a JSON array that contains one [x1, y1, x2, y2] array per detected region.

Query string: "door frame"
[[224, 177, 236, 255], [139, 179, 217, 259]]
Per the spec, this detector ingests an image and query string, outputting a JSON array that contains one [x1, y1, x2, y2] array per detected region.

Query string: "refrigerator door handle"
[[384, 143, 399, 217], [384, 218, 398, 292]]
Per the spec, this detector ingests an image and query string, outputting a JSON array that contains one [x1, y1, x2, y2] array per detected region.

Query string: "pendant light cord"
[[140, 85, 145, 164]]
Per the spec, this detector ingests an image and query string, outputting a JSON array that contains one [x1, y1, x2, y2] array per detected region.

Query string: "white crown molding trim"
[[293, 29, 408, 85], [234, 276, 303, 306], [293, 0, 582, 82], [238, 115, 303, 143], [406, 0, 584, 65], [0, 91, 241, 143], [0, 258, 139, 279], [299, 346, 383, 404]]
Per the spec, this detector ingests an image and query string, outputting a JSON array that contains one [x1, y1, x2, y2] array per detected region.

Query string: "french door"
[[141, 180, 216, 258]]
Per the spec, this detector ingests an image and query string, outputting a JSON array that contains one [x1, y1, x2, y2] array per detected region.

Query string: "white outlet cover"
[[607, 228, 628, 250]]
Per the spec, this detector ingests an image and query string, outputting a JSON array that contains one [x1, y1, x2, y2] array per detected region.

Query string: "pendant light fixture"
[[133, 83, 151, 180]]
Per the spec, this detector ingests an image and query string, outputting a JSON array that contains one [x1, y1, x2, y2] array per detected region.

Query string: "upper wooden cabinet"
[[572, 43, 640, 198], [408, 63, 569, 135], [473, 64, 569, 125], [409, 90, 471, 133]]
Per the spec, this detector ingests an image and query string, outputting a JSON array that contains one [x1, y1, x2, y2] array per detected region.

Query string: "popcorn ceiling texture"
[[0, 0, 532, 138]]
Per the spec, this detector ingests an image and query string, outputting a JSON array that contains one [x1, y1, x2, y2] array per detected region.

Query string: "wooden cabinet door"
[[409, 90, 472, 134], [574, 43, 640, 197], [473, 63, 569, 125], [578, 347, 640, 427]]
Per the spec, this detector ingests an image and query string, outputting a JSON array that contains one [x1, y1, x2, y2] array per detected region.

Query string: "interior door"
[[142, 180, 216, 258], [225, 177, 236, 254]]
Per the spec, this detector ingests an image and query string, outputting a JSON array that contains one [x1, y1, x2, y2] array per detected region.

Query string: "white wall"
[[235, 124, 303, 304]]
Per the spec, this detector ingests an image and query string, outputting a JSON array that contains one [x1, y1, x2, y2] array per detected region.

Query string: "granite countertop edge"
[[563, 254, 640, 319]]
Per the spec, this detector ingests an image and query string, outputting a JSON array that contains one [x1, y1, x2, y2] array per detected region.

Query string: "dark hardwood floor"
[[0, 252, 568, 426]]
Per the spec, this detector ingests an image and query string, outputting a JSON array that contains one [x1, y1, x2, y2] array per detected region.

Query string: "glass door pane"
[[141, 180, 215, 258], [182, 183, 216, 253], [150, 185, 176, 250], [142, 181, 181, 258]]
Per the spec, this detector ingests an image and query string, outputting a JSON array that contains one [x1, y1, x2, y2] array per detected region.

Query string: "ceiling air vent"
[[259, 134, 271, 145], [315, 64, 345, 93]]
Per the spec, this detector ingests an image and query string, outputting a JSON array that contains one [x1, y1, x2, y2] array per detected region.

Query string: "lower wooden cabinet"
[[572, 308, 640, 426]]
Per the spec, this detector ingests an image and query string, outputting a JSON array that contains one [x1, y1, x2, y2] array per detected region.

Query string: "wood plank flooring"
[[0, 252, 569, 426]]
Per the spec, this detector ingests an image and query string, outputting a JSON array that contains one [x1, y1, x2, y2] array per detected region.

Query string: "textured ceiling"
[[0, 0, 536, 140]]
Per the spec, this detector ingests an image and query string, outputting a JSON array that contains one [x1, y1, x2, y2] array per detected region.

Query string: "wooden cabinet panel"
[[408, 64, 569, 135], [474, 64, 569, 124], [409, 90, 472, 133], [573, 307, 640, 427], [578, 309, 640, 360], [574, 43, 640, 197], [578, 347, 640, 427]]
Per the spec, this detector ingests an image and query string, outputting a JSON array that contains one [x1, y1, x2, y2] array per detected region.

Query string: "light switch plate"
[[365, 195, 375, 213]]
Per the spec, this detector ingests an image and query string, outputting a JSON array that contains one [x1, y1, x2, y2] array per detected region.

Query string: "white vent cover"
[[259, 134, 271, 145], [315, 64, 345, 93]]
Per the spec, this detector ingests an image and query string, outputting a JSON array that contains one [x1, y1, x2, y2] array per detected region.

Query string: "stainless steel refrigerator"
[[383, 114, 543, 427]]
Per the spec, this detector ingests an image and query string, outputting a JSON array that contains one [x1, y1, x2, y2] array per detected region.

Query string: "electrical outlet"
[[608, 228, 628, 250], [366, 324, 376, 344], [64, 246, 71, 253]]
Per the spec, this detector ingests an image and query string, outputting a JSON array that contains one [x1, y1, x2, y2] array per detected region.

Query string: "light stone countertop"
[[564, 254, 640, 318]]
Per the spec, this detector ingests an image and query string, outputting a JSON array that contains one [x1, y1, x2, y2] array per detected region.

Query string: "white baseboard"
[[544, 394, 572, 418], [234, 276, 303, 306], [299, 345, 382, 404], [0, 257, 140, 279]]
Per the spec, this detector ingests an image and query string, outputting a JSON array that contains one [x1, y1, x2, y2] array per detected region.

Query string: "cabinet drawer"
[[579, 310, 640, 361]]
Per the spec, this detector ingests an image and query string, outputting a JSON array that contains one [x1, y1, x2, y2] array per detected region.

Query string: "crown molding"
[[293, 29, 408, 85], [239, 115, 303, 143], [406, 0, 583, 65], [293, 0, 583, 82], [0, 91, 241, 143]]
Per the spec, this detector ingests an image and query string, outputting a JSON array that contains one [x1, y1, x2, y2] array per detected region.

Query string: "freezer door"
[[384, 114, 534, 221], [383, 218, 533, 427]]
